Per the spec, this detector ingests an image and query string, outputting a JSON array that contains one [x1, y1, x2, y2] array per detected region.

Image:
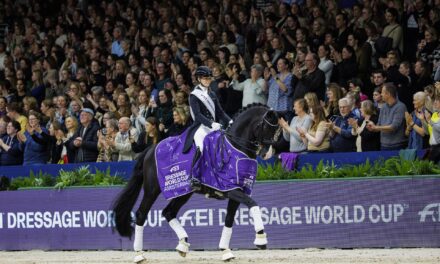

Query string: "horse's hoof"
[[256, 244, 267, 250], [254, 233, 268, 249], [176, 239, 190, 257], [221, 249, 235, 261], [133, 252, 147, 263]]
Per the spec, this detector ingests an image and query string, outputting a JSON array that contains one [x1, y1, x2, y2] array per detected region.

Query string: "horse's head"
[[227, 104, 282, 159], [253, 110, 281, 160]]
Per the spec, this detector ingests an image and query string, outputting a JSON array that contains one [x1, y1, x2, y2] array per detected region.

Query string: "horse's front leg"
[[226, 189, 268, 249], [162, 193, 193, 257], [219, 199, 240, 261]]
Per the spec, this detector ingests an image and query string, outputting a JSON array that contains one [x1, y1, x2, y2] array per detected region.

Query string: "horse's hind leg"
[[133, 191, 160, 263], [226, 189, 268, 249], [162, 193, 193, 257], [219, 199, 240, 261]]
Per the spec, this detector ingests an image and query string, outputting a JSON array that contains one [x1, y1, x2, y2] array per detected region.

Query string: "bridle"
[[224, 110, 281, 155]]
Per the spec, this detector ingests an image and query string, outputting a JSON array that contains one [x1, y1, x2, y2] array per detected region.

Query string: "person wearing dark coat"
[[184, 66, 231, 153], [66, 108, 100, 163], [0, 120, 23, 165], [146, 89, 174, 132], [292, 53, 326, 101], [333, 45, 358, 89]]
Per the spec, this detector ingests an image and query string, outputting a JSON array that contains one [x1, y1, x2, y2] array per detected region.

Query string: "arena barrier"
[[1, 176, 439, 250], [1, 150, 426, 180]]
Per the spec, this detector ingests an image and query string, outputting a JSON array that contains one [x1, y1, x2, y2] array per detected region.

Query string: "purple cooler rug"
[[155, 130, 195, 200], [196, 131, 258, 195]]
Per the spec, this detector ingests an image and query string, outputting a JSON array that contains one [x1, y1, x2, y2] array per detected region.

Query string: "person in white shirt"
[[231, 64, 267, 107], [317, 44, 334, 85]]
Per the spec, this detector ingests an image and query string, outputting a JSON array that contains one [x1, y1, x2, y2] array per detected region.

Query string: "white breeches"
[[194, 125, 213, 152]]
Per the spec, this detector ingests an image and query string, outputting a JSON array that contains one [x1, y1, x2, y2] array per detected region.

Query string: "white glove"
[[211, 122, 222, 131]]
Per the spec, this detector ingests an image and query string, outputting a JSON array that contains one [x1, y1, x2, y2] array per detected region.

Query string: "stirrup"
[[221, 248, 235, 261], [254, 233, 268, 249], [133, 251, 146, 263], [176, 239, 190, 257]]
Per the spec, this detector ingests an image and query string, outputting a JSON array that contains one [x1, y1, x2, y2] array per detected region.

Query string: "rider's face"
[[199, 76, 213, 87]]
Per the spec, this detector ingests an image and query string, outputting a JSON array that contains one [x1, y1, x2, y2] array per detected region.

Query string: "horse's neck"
[[228, 118, 259, 158]]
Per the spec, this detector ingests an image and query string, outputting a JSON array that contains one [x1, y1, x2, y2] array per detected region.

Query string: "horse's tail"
[[112, 148, 148, 238]]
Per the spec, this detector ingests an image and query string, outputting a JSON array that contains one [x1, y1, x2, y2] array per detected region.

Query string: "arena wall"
[[1, 177, 439, 250]]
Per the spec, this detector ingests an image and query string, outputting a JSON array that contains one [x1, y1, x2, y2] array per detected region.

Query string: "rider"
[[184, 66, 232, 189]]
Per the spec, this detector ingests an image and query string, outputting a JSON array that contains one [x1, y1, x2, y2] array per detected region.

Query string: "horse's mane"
[[232, 103, 269, 120]]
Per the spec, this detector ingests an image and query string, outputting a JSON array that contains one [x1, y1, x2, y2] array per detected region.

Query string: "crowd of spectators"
[[0, 0, 440, 166]]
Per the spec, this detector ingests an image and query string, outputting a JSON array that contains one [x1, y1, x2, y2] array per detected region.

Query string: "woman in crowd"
[[30, 69, 45, 104], [22, 96, 39, 116], [333, 45, 358, 88], [348, 100, 380, 152], [63, 116, 78, 163], [131, 116, 160, 153], [382, 8, 403, 55], [322, 83, 343, 119], [279, 98, 313, 153], [97, 119, 119, 162], [419, 93, 440, 164], [131, 89, 151, 134], [0, 120, 23, 165], [163, 107, 191, 137], [17, 111, 49, 165], [108, 93, 131, 119], [125, 72, 140, 99], [304, 92, 320, 112], [405, 92, 428, 150], [297, 105, 331, 152], [32, 120, 65, 164], [318, 44, 334, 85]]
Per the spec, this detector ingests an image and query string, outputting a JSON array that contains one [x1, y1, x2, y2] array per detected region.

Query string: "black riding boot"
[[190, 147, 202, 192]]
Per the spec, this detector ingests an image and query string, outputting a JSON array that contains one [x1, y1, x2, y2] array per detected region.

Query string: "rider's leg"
[[226, 189, 268, 248], [190, 126, 210, 190]]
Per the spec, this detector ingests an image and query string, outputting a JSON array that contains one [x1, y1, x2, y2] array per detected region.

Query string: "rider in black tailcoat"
[[183, 66, 232, 154]]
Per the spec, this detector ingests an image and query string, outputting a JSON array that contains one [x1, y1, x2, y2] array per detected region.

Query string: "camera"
[[101, 128, 107, 135]]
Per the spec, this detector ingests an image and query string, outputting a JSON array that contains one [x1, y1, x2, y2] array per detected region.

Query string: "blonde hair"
[[304, 92, 319, 110], [173, 106, 189, 125]]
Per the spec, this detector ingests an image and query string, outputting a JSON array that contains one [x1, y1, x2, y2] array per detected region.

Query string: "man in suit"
[[67, 108, 100, 163]]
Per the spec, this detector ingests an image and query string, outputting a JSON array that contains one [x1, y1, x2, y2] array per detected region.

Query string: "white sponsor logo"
[[418, 203, 440, 222]]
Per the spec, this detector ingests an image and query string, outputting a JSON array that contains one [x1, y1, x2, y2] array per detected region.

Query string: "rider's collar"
[[198, 84, 209, 92]]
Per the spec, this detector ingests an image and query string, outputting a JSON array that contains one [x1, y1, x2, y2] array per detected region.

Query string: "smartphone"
[[329, 115, 339, 122]]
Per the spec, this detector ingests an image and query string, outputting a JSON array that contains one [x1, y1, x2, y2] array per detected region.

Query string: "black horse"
[[112, 104, 280, 262]]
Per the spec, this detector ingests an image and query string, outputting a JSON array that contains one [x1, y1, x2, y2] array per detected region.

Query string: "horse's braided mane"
[[232, 103, 269, 120]]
